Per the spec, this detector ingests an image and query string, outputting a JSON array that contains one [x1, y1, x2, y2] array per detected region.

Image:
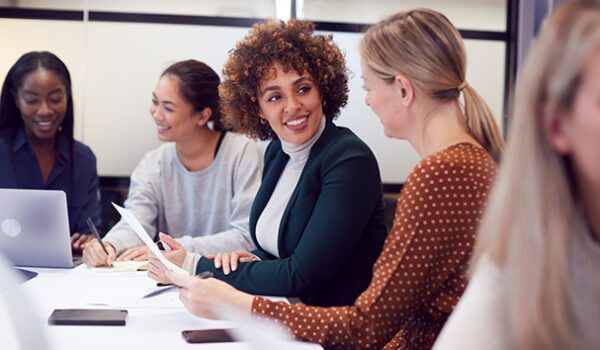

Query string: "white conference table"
[[0, 265, 322, 350]]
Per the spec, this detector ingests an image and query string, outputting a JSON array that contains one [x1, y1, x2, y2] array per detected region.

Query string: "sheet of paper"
[[90, 261, 147, 273], [112, 203, 188, 275]]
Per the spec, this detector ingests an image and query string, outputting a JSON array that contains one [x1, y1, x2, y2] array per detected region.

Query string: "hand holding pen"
[[142, 271, 213, 298], [82, 217, 117, 267]]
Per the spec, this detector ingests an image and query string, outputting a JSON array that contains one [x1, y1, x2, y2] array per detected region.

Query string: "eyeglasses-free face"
[[257, 64, 324, 145]]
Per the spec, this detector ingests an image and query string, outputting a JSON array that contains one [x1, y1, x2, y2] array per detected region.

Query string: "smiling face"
[[257, 64, 323, 145], [15, 68, 67, 143], [149, 74, 202, 143]]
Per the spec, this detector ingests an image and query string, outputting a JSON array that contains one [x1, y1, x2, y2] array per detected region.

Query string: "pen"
[[156, 240, 171, 252], [86, 217, 109, 256], [143, 271, 213, 299]]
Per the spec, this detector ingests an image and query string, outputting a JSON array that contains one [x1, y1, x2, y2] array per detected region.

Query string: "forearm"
[[102, 223, 144, 255], [251, 297, 385, 350], [195, 255, 310, 297], [176, 229, 255, 256]]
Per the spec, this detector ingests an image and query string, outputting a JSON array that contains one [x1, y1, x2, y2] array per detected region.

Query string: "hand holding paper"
[[111, 203, 188, 275]]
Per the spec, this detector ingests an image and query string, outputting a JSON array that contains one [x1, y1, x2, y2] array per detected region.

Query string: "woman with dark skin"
[[0, 51, 100, 250]]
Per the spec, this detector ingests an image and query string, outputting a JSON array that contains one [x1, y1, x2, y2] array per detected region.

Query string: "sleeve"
[[432, 257, 508, 350], [70, 150, 101, 234], [194, 144, 382, 297], [176, 141, 262, 255], [103, 153, 160, 254], [250, 160, 491, 349]]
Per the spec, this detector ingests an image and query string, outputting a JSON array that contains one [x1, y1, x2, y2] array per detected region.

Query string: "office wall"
[[301, 0, 506, 31], [0, 3, 507, 183]]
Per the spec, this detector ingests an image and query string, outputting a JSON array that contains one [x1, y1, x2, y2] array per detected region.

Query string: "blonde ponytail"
[[360, 8, 504, 161], [462, 85, 504, 162]]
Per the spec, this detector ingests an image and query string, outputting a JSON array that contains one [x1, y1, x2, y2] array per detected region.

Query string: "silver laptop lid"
[[0, 189, 73, 268]]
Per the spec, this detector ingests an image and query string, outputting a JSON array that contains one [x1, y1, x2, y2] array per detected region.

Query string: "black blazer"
[[196, 120, 387, 306]]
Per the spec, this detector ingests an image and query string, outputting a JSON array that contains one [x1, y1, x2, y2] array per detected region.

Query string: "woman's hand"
[[71, 233, 95, 251], [208, 250, 258, 275], [116, 246, 148, 261], [147, 233, 188, 284], [82, 240, 117, 267], [167, 270, 254, 319]]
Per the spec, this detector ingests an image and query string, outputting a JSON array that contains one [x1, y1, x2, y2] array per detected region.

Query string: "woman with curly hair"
[[148, 19, 388, 307], [160, 8, 503, 349]]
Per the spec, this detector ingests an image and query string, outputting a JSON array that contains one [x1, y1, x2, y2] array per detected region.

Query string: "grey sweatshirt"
[[103, 132, 263, 255]]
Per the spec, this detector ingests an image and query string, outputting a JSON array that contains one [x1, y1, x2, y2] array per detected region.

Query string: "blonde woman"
[[435, 1, 600, 349], [162, 9, 503, 349]]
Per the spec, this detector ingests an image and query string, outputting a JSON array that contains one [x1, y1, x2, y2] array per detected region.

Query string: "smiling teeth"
[[35, 121, 52, 126], [287, 117, 306, 126]]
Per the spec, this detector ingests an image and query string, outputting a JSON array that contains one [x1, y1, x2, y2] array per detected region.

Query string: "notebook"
[[0, 188, 82, 268]]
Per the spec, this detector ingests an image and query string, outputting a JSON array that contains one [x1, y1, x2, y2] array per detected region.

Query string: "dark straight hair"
[[161, 60, 226, 131], [0, 51, 75, 196], [0, 51, 74, 143]]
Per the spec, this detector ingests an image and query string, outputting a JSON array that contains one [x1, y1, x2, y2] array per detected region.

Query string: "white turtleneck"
[[255, 117, 327, 258]]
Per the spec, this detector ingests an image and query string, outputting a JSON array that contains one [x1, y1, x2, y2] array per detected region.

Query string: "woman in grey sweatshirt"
[[82, 60, 262, 267]]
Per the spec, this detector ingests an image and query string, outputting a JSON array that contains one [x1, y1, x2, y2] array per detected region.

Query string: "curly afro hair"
[[219, 19, 349, 140]]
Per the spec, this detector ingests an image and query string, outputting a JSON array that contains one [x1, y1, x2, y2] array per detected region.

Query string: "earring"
[[322, 100, 327, 107], [260, 117, 267, 125]]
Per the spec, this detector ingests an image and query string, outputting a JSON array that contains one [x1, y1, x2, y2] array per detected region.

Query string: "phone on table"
[[181, 329, 236, 343]]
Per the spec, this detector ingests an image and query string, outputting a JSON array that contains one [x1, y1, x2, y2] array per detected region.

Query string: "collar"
[[11, 126, 28, 152], [12, 126, 70, 163], [280, 116, 326, 159], [55, 131, 70, 163]]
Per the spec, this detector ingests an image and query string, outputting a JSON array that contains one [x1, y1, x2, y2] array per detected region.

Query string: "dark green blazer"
[[196, 120, 387, 306]]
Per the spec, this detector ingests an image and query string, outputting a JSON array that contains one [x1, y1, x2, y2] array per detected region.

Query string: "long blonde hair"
[[474, 1, 600, 348], [359, 8, 504, 162]]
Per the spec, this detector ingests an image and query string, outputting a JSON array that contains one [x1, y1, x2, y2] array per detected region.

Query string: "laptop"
[[0, 188, 82, 268]]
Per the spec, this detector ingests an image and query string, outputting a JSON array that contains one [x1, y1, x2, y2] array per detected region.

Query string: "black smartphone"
[[181, 329, 236, 343]]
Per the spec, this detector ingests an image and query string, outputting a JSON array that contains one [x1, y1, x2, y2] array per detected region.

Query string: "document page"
[[112, 203, 188, 275]]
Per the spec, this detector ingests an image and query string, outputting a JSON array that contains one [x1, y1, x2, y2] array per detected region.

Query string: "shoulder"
[[72, 140, 97, 164], [0, 133, 10, 148], [0, 135, 11, 156], [324, 125, 371, 153], [139, 143, 172, 165], [404, 143, 497, 195], [318, 124, 377, 164], [221, 132, 262, 159], [128, 143, 172, 179], [263, 138, 282, 164]]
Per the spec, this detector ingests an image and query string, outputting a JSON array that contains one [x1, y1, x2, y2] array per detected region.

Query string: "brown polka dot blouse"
[[251, 143, 498, 349]]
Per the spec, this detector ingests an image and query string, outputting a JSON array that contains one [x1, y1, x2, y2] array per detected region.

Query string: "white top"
[[103, 132, 263, 255], [434, 216, 600, 349], [255, 117, 326, 258]]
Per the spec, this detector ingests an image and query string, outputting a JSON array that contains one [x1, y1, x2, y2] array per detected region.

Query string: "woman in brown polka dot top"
[[166, 8, 504, 349]]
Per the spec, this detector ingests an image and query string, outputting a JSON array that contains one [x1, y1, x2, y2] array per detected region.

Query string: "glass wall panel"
[[300, 0, 507, 31], [6, 0, 276, 18]]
